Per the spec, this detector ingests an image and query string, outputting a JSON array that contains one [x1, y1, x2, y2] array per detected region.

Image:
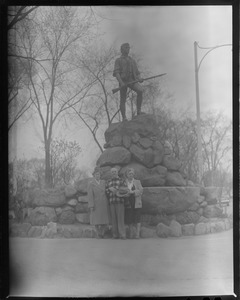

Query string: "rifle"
[[112, 73, 167, 94]]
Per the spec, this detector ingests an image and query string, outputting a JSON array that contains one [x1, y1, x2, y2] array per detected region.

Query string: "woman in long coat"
[[87, 167, 110, 238]]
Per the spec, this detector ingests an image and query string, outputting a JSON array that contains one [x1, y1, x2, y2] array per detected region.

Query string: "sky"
[[10, 5, 233, 171]]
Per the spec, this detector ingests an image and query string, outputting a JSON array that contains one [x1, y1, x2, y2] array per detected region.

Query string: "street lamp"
[[193, 41, 232, 184]]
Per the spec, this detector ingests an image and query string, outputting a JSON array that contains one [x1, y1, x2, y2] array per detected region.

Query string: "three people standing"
[[87, 166, 143, 240]]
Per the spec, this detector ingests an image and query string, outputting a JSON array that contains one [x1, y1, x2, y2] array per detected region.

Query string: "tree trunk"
[[45, 140, 53, 188]]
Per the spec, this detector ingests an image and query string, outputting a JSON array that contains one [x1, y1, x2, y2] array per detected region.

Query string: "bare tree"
[[16, 7, 97, 187], [8, 6, 39, 131], [8, 6, 38, 30], [201, 112, 232, 185], [50, 139, 81, 187], [68, 43, 120, 153]]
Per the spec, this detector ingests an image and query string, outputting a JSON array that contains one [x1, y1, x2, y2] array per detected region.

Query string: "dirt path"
[[10, 230, 233, 297]]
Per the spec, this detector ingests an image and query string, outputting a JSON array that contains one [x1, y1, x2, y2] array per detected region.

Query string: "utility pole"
[[194, 41, 203, 184], [193, 41, 232, 185]]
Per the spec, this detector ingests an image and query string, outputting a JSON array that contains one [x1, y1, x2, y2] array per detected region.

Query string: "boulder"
[[28, 207, 57, 226], [109, 135, 122, 147], [200, 201, 208, 207], [138, 137, 153, 149], [45, 227, 57, 238], [70, 226, 84, 238], [59, 226, 72, 238], [188, 202, 199, 211], [104, 114, 159, 144], [141, 175, 166, 187], [58, 226, 81, 238], [31, 188, 66, 207], [143, 148, 155, 168], [165, 171, 186, 186], [153, 165, 168, 176], [67, 199, 78, 206], [131, 132, 140, 143], [10, 222, 32, 237], [195, 223, 207, 235], [182, 223, 195, 236], [122, 135, 131, 148], [142, 186, 200, 215], [210, 222, 217, 233], [129, 144, 145, 164], [152, 149, 164, 165], [175, 211, 200, 224], [62, 205, 74, 212], [140, 226, 157, 238], [196, 207, 204, 216], [47, 221, 57, 232], [203, 205, 223, 218], [75, 203, 88, 213], [169, 220, 182, 237], [162, 155, 182, 171], [64, 185, 77, 198], [58, 210, 75, 224], [215, 221, 225, 232], [206, 198, 218, 205], [198, 216, 208, 223], [149, 214, 172, 226], [152, 140, 164, 151], [186, 180, 195, 187], [156, 223, 171, 238], [97, 147, 131, 167], [55, 207, 62, 216], [78, 195, 89, 203], [197, 195, 205, 203], [199, 186, 207, 197], [83, 227, 97, 238], [204, 186, 221, 203], [76, 213, 90, 224], [75, 178, 93, 195], [28, 226, 42, 238]]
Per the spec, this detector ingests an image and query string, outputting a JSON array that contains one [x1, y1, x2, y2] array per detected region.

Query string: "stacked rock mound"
[[97, 114, 202, 216], [9, 114, 232, 238], [9, 179, 98, 238], [95, 114, 232, 237], [98, 114, 186, 186]]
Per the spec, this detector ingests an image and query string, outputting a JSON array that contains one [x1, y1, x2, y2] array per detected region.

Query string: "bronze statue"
[[113, 43, 144, 121]]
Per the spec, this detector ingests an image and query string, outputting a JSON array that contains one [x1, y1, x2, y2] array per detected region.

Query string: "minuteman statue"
[[113, 43, 144, 121]]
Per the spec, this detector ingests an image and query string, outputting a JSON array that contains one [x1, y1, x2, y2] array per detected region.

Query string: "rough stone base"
[[9, 215, 232, 239]]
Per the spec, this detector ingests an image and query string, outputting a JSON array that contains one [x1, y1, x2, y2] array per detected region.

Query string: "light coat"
[[87, 179, 110, 225], [132, 179, 143, 208]]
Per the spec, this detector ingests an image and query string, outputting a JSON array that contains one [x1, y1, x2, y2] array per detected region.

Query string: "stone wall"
[[9, 181, 232, 239], [9, 216, 232, 239]]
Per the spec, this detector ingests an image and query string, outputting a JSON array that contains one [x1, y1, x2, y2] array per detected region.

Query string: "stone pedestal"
[[142, 186, 200, 215]]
